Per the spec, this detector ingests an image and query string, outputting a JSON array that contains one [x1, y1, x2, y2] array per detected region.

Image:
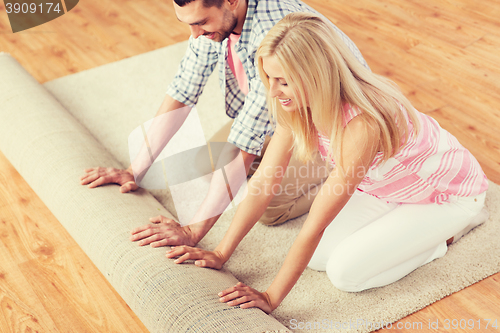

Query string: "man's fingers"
[[80, 173, 99, 184], [151, 239, 170, 248], [149, 215, 178, 225], [80, 173, 90, 182], [149, 216, 162, 223], [136, 234, 163, 246], [130, 226, 158, 240], [87, 176, 112, 188], [120, 181, 137, 193], [130, 224, 150, 236]]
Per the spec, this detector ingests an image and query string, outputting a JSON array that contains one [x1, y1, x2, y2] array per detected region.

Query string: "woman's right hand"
[[166, 246, 227, 270], [80, 167, 138, 193]]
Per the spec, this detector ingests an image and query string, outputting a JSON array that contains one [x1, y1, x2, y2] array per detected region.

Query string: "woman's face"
[[262, 55, 299, 112]]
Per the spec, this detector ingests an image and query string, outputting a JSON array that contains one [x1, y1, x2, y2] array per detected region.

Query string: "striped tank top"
[[317, 104, 488, 204]]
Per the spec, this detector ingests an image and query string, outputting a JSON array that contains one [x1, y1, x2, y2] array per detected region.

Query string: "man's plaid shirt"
[[166, 0, 368, 155]]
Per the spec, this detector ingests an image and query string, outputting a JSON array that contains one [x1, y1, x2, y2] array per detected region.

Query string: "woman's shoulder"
[[342, 103, 363, 127]]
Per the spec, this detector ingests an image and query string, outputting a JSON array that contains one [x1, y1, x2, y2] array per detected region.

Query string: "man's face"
[[174, 0, 238, 43]]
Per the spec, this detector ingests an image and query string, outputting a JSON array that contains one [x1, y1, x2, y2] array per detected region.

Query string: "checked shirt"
[[166, 0, 368, 155]]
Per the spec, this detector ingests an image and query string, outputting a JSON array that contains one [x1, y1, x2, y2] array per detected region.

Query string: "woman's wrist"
[[213, 241, 236, 265], [213, 247, 230, 266], [264, 288, 282, 312]]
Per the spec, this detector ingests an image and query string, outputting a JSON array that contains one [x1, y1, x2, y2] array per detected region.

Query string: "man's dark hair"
[[174, 0, 225, 8]]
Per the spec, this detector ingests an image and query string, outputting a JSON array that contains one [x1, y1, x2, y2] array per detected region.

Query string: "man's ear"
[[227, 0, 239, 10]]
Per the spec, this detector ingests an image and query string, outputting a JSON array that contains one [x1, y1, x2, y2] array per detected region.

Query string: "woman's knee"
[[326, 248, 369, 292], [307, 251, 328, 272]]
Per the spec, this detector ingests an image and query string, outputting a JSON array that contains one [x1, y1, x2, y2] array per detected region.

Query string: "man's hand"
[[130, 215, 198, 247], [80, 167, 138, 193], [218, 282, 275, 314], [166, 245, 226, 269]]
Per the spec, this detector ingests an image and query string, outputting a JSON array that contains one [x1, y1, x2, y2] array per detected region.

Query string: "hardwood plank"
[[465, 34, 500, 66], [0, 152, 148, 333], [0, 242, 60, 333], [408, 42, 500, 96], [378, 273, 500, 333], [0, 0, 189, 83], [0, 155, 72, 263], [19, 245, 148, 333]]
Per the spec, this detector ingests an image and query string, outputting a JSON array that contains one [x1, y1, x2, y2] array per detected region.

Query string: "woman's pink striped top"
[[317, 104, 488, 204]]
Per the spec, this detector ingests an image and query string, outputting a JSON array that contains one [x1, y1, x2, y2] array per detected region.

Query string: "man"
[[80, 0, 368, 247]]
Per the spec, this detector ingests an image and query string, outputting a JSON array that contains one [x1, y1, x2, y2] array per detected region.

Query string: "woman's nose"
[[269, 80, 280, 98]]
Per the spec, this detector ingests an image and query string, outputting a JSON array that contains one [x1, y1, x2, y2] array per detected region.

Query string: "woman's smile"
[[279, 98, 292, 106]]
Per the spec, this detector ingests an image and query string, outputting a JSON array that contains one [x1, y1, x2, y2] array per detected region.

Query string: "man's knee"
[[259, 207, 290, 226]]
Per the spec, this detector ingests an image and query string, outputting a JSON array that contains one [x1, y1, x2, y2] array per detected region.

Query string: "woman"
[[166, 12, 489, 313]]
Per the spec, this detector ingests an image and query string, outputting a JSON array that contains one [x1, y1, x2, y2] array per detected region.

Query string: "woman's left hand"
[[218, 282, 275, 314]]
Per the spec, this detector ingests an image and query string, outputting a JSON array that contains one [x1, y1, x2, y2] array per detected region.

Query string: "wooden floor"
[[0, 0, 499, 332]]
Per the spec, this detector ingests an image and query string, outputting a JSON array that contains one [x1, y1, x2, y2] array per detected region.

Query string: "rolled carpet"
[[0, 51, 290, 333]]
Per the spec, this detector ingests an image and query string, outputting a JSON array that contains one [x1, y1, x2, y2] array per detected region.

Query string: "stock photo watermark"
[[3, 0, 79, 33], [289, 318, 499, 330], [127, 107, 376, 227]]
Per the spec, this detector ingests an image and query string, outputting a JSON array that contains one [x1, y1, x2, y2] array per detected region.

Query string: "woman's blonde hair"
[[256, 12, 419, 172]]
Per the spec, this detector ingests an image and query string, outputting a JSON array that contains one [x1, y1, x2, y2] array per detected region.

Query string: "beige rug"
[[1, 41, 499, 332]]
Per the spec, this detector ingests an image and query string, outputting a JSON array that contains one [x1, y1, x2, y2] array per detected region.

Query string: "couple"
[[81, 0, 488, 315]]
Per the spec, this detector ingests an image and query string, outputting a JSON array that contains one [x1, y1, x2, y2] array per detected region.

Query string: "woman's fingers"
[[218, 282, 273, 313], [166, 246, 224, 268], [240, 300, 262, 309], [219, 282, 245, 297], [194, 259, 219, 267], [226, 295, 253, 306], [173, 252, 198, 264], [221, 290, 249, 305], [165, 245, 197, 261]]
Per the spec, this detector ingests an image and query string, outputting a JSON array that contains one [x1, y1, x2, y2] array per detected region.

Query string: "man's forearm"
[[129, 95, 190, 182], [156, 94, 189, 117]]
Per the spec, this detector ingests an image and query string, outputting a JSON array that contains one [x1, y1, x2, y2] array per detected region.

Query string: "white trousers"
[[308, 190, 486, 292]]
